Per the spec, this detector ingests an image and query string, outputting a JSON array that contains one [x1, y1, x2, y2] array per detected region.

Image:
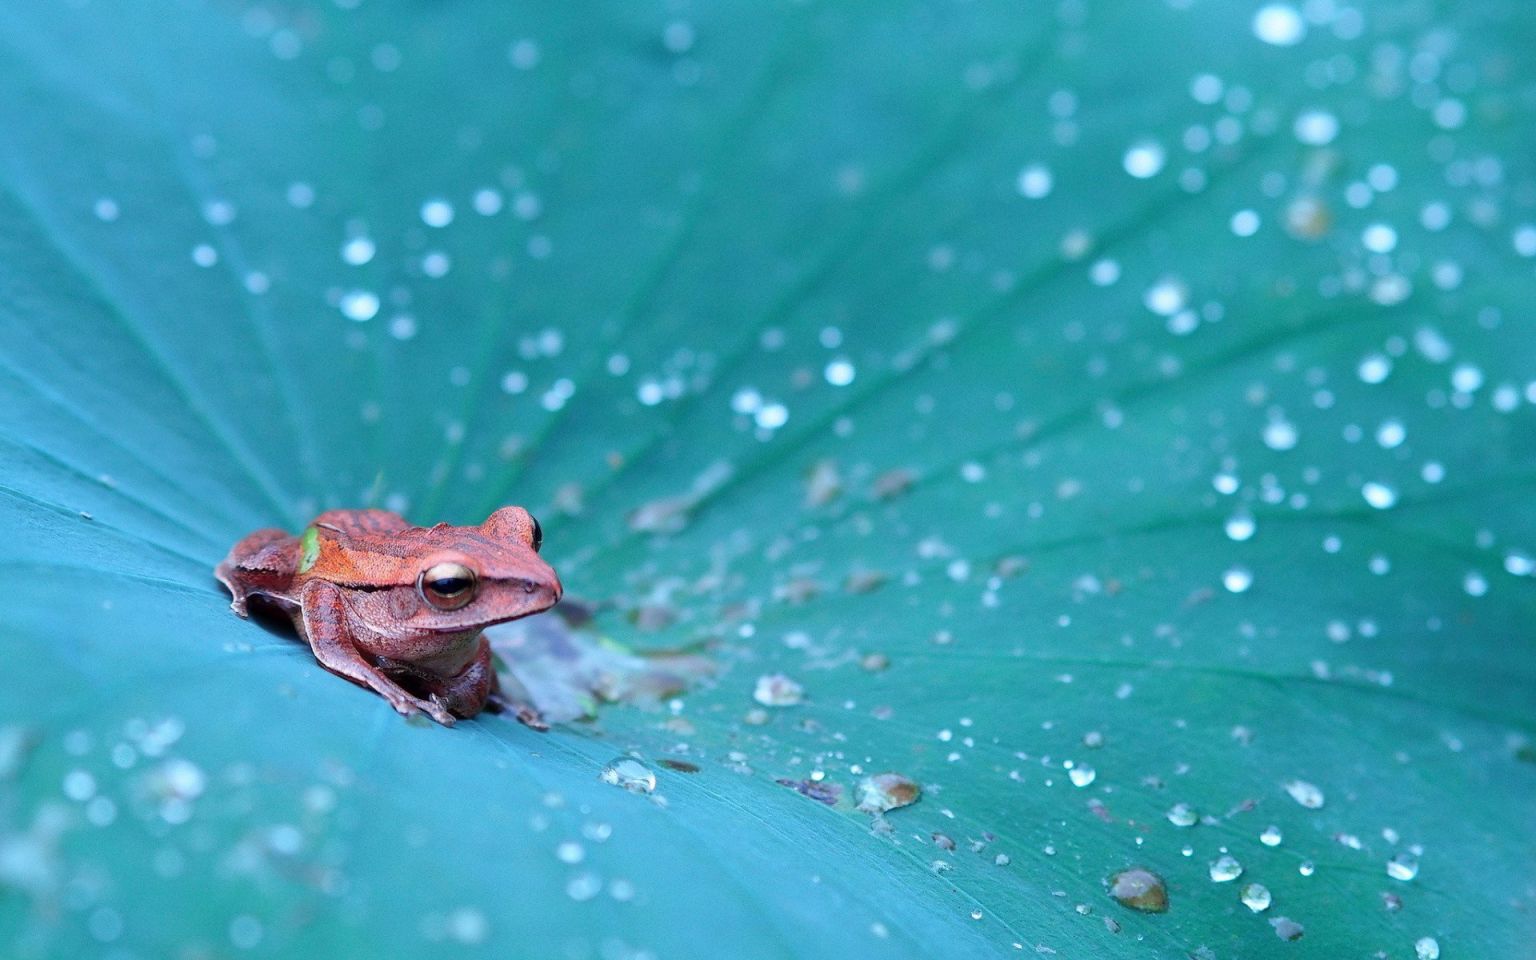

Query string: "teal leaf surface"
[[2, 2, 1534, 958]]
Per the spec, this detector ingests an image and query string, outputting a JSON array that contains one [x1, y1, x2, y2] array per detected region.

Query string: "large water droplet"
[[1260, 825, 1283, 846], [1068, 765, 1096, 788], [599, 758, 656, 795], [1415, 937, 1440, 960], [1107, 868, 1168, 913]]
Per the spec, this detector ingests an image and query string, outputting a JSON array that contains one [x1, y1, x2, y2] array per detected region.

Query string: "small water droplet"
[[1253, 4, 1306, 45], [1241, 883, 1272, 912], [1123, 141, 1167, 179], [420, 199, 455, 228], [1362, 481, 1399, 510], [599, 758, 656, 794], [341, 236, 376, 266], [1107, 868, 1168, 913], [1225, 513, 1256, 542], [565, 872, 602, 902], [1016, 163, 1053, 199], [1298, 860, 1315, 877], [1263, 419, 1299, 451], [1359, 354, 1393, 383], [753, 673, 804, 707], [340, 289, 380, 322], [1415, 936, 1440, 960], [1209, 854, 1243, 883], [1069, 765, 1096, 788], [1283, 779, 1325, 808], [1167, 803, 1198, 827], [1260, 825, 1283, 846], [1387, 851, 1420, 881], [1223, 566, 1254, 593]]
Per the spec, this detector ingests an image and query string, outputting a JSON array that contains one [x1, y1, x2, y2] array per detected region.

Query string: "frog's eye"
[[529, 515, 543, 553], [418, 562, 477, 610]]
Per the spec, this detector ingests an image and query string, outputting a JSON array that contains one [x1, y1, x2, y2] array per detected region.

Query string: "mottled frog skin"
[[215, 506, 560, 727]]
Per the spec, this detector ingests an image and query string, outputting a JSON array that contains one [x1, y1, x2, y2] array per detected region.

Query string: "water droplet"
[[1283, 779, 1325, 808], [1415, 936, 1440, 960], [1225, 513, 1256, 542], [824, 359, 856, 386], [1293, 110, 1339, 146], [1387, 851, 1420, 881], [341, 236, 375, 266], [340, 290, 380, 322], [1376, 419, 1406, 449], [1016, 163, 1053, 199], [1144, 276, 1188, 315], [1361, 482, 1398, 510], [565, 872, 602, 902], [599, 758, 656, 794], [1107, 868, 1168, 913], [1260, 825, 1283, 846], [1298, 860, 1315, 877], [1123, 141, 1167, 179], [1270, 916, 1305, 941], [1252, 4, 1306, 46], [1362, 223, 1398, 253], [555, 841, 584, 864], [1166, 803, 1198, 827], [1463, 571, 1489, 597], [1263, 419, 1299, 451], [1241, 883, 1272, 911], [420, 199, 454, 228], [1068, 765, 1096, 788], [855, 772, 921, 813], [753, 673, 804, 707], [1209, 854, 1243, 882], [1223, 566, 1254, 593], [1359, 354, 1393, 383]]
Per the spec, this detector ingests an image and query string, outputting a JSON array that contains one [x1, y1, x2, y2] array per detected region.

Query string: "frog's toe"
[[425, 694, 458, 726]]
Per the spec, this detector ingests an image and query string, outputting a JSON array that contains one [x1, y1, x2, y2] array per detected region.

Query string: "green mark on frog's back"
[[297, 526, 320, 573]]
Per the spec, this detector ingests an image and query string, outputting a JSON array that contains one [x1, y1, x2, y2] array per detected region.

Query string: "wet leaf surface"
[[2, 2, 1534, 958]]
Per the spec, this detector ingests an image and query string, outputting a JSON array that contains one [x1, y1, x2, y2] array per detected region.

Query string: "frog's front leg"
[[298, 580, 457, 725]]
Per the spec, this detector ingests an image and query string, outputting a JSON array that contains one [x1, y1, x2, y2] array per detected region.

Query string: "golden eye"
[[417, 562, 477, 610]]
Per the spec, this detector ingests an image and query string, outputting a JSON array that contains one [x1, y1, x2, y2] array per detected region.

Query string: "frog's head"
[[406, 506, 562, 631]]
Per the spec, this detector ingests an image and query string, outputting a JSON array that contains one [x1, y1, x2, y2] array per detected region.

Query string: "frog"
[[214, 505, 561, 728]]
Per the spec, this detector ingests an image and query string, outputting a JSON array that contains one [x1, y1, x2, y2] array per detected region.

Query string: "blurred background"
[[1, 1, 1533, 957]]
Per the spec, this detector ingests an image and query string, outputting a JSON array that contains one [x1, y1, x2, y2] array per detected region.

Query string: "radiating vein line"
[[0, 175, 296, 520], [0, 431, 225, 548], [0, 350, 258, 530], [562, 128, 1288, 545], [446, 5, 824, 523], [0, 482, 215, 570]]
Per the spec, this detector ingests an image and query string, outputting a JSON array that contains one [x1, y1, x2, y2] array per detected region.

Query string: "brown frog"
[[215, 506, 561, 727]]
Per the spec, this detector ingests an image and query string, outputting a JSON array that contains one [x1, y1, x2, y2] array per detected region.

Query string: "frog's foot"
[[487, 691, 549, 732]]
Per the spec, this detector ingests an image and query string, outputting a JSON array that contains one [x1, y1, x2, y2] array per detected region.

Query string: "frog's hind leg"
[[299, 580, 457, 726], [215, 528, 297, 616]]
